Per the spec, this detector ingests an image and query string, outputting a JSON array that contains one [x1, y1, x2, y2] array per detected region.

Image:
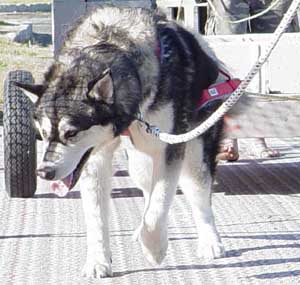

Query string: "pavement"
[[1, 4, 299, 283], [0, 130, 300, 284]]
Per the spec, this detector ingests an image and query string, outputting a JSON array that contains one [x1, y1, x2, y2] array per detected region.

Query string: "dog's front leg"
[[136, 152, 182, 265], [80, 140, 119, 279], [127, 148, 153, 241]]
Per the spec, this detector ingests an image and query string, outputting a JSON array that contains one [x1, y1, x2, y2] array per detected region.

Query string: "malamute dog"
[[16, 6, 227, 278]]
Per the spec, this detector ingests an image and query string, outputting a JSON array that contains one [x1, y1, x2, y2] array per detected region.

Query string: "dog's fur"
[[17, 7, 227, 278]]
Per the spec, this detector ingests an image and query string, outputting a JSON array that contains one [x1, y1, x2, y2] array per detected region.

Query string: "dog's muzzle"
[[37, 148, 93, 197]]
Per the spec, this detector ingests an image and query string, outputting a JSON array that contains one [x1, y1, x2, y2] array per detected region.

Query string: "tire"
[[3, 70, 37, 198]]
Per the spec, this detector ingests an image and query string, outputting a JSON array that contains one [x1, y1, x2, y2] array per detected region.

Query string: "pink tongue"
[[50, 173, 73, 197]]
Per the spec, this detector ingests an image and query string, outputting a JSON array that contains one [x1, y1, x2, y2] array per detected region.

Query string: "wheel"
[[3, 70, 37, 198]]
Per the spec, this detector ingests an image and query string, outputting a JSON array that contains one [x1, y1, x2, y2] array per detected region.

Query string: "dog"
[[16, 6, 228, 278]]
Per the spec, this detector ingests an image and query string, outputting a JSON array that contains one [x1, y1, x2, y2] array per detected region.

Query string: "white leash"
[[156, 0, 300, 144]]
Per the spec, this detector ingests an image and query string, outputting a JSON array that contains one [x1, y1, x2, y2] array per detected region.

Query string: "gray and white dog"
[[16, 6, 227, 278]]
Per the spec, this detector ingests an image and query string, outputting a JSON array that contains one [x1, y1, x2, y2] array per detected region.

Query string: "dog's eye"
[[65, 130, 78, 139]]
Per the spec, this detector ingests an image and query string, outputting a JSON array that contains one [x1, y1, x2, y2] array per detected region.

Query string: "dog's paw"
[[82, 259, 112, 279], [132, 223, 143, 241], [197, 240, 225, 259], [138, 225, 168, 265]]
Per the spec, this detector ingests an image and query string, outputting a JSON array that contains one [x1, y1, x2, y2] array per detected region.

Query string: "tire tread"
[[3, 70, 37, 198]]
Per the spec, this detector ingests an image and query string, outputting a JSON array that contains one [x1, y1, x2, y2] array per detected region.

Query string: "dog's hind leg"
[[134, 150, 182, 265], [179, 139, 225, 259], [80, 138, 120, 279]]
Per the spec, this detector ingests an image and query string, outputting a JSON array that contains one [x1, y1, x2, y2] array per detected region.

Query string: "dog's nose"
[[36, 166, 56, 180]]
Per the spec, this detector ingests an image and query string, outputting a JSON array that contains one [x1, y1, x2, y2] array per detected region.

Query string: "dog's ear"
[[87, 69, 114, 104], [13, 81, 45, 103]]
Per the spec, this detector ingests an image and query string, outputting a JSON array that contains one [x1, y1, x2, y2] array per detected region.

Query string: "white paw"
[[132, 223, 143, 241], [82, 258, 112, 279], [197, 240, 225, 259], [138, 225, 168, 265]]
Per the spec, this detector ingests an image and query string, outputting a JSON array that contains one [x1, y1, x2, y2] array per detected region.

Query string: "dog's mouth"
[[50, 148, 93, 197]]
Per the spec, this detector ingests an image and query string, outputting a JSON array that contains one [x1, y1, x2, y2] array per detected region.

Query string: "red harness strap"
[[197, 78, 241, 110], [121, 70, 241, 136], [121, 130, 131, 136]]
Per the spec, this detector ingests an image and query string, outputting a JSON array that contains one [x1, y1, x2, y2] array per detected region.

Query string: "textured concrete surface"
[[0, 130, 300, 284]]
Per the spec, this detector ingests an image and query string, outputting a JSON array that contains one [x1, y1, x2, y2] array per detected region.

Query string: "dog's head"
[[16, 55, 141, 194]]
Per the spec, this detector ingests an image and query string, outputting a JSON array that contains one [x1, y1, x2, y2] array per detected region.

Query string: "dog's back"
[[59, 7, 219, 111]]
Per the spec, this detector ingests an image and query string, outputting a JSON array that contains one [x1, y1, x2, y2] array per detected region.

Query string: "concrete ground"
[[1, 5, 299, 284], [0, 130, 300, 284]]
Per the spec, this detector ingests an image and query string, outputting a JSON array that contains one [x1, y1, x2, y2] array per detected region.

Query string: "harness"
[[197, 71, 241, 110], [121, 43, 241, 137]]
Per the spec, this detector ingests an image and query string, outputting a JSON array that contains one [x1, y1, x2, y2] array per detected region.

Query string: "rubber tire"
[[3, 70, 37, 198]]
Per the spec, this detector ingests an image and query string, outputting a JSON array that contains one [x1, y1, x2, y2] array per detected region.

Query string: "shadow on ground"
[[33, 187, 143, 199], [33, 160, 300, 199], [113, 257, 300, 279], [215, 161, 300, 195]]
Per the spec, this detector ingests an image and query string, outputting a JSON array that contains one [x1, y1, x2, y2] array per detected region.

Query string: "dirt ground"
[[0, 38, 52, 104], [1, 0, 50, 4], [0, 1, 53, 104]]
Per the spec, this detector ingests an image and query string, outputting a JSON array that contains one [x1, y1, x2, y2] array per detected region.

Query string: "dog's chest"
[[127, 103, 174, 154]]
